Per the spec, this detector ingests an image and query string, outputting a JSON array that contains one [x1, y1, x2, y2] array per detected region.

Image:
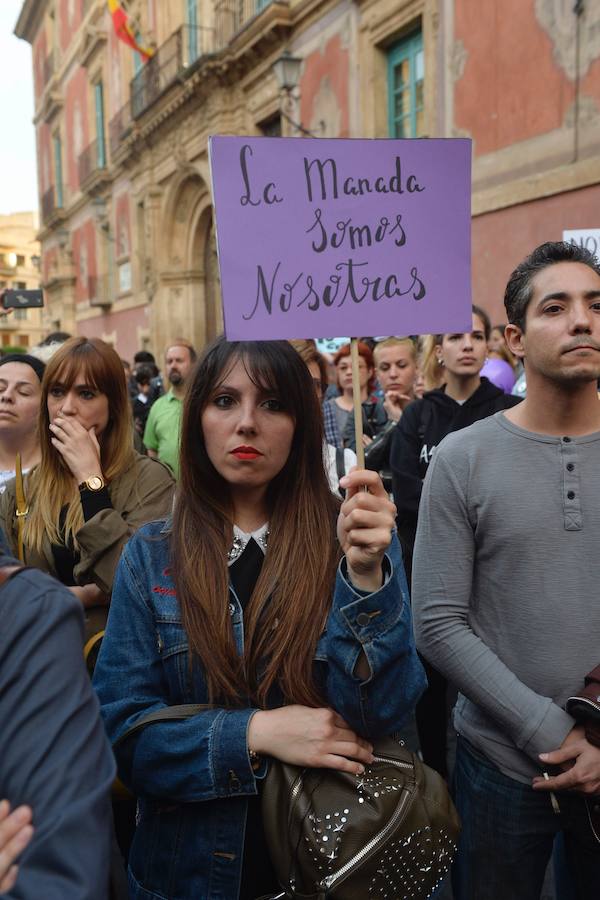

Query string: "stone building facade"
[[0, 212, 43, 350], [15, 0, 600, 357]]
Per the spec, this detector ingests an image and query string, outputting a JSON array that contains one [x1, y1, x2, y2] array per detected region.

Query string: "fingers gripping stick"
[[351, 338, 366, 475]]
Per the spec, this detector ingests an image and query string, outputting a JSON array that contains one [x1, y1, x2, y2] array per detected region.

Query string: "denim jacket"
[[93, 520, 426, 900]]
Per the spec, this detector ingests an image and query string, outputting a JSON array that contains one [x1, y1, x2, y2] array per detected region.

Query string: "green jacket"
[[0, 452, 175, 595]]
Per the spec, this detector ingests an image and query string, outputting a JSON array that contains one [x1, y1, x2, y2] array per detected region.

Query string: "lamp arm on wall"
[[280, 108, 323, 137]]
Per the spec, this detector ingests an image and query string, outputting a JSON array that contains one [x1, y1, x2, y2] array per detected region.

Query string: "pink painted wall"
[[78, 305, 148, 362], [64, 67, 89, 194], [454, 0, 600, 156], [114, 193, 132, 258], [71, 219, 97, 303], [300, 34, 350, 138]]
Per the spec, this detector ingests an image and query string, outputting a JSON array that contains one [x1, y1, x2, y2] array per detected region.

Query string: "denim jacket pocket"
[[130, 798, 192, 898], [155, 618, 198, 702]]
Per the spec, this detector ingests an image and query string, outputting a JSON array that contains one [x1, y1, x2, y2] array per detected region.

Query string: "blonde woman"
[[0, 337, 175, 608]]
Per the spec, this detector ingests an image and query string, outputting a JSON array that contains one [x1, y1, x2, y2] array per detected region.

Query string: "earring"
[[437, 356, 444, 367]]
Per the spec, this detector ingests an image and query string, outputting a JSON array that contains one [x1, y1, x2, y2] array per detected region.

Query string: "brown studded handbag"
[[116, 707, 460, 900], [260, 734, 460, 899]]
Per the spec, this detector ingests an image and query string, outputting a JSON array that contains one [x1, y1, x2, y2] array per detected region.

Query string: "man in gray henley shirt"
[[413, 241, 600, 899]]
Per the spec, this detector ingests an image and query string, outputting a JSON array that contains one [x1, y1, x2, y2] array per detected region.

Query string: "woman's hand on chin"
[[48, 417, 102, 484], [247, 706, 374, 774], [336, 468, 396, 593]]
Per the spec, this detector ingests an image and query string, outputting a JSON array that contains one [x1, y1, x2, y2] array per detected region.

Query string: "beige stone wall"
[[0, 212, 44, 350], [19, 0, 600, 351]]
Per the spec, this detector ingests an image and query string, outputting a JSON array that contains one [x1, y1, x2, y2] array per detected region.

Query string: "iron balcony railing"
[[41, 186, 62, 224], [130, 24, 214, 119], [214, 0, 273, 49], [78, 137, 107, 185], [109, 100, 133, 158]]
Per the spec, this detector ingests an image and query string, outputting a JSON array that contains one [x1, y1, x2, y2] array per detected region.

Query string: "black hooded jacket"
[[390, 377, 521, 580]]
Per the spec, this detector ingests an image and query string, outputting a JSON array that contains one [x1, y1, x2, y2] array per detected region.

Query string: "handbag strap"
[[15, 452, 28, 564], [113, 703, 210, 749]]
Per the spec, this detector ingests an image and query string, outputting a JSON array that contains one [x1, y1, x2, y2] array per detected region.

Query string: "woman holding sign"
[[94, 337, 426, 900]]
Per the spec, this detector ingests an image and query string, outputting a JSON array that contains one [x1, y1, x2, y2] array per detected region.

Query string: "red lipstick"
[[231, 445, 263, 460]]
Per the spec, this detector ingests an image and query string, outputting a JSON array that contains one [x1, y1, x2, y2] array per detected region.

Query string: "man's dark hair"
[[40, 331, 71, 346], [134, 350, 156, 365], [504, 241, 600, 331], [134, 363, 156, 386]]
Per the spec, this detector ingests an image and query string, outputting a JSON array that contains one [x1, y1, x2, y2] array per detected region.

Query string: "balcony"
[[87, 274, 112, 309], [109, 101, 133, 159], [78, 138, 110, 194], [214, 0, 277, 50], [130, 25, 213, 119], [41, 186, 65, 227]]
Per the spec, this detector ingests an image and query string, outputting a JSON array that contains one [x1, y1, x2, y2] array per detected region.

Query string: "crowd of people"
[[0, 240, 599, 900]]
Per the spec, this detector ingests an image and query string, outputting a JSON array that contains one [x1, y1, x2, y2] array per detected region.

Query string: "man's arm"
[[142, 402, 159, 455], [0, 570, 115, 899], [412, 448, 574, 763]]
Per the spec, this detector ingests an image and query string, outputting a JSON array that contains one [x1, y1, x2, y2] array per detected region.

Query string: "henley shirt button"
[[566, 463, 575, 472], [567, 491, 575, 500], [356, 612, 371, 627]]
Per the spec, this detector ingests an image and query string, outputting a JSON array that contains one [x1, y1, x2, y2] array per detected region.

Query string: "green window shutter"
[[187, 0, 199, 62], [388, 30, 425, 138], [53, 134, 63, 208], [134, 33, 144, 76], [95, 81, 106, 167]]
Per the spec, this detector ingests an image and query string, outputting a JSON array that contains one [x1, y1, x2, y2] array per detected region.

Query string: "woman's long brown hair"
[[25, 337, 135, 551], [172, 338, 341, 708]]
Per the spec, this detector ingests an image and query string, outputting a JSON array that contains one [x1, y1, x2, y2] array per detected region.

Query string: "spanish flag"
[[107, 0, 154, 62]]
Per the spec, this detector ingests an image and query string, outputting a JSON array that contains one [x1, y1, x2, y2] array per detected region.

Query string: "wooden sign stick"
[[350, 338, 366, 469]]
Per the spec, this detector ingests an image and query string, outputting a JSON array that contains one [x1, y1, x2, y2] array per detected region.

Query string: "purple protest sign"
[[209, 136, 471, 340]]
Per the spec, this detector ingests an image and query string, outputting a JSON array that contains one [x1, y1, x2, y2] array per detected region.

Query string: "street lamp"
[[272, 50, 323, 137], [272, 50, 303, 95]]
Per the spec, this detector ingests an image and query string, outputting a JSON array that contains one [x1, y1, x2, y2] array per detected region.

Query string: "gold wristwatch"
[[79, 475, 106, 492]]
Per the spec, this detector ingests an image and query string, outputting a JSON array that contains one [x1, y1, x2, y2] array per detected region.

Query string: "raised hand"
[[48, 417, 103, 485], [383, 390, 413, 422], [337, 468, 396, 593]]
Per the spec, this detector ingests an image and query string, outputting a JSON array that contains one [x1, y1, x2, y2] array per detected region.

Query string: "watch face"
[[87, 476, 104, 491]]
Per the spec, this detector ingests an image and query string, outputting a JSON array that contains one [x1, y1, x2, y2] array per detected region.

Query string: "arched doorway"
[[190, 205, 222, 346], [159, 170, 220, 353]]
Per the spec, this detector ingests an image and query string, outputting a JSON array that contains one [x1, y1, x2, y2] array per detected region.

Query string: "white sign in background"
[[563, 229, 600, 259]]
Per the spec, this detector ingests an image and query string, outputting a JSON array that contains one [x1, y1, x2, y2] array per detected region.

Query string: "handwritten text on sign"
[[209, 137, 472, 340]]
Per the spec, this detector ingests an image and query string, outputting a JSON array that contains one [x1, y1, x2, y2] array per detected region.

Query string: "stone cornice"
[[14, 0, 45, 44], [472, 155, 600, 217]]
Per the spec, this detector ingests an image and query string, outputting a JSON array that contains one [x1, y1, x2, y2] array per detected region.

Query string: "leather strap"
[[14, 452, 28, 564], [113, 704, 210, 748]]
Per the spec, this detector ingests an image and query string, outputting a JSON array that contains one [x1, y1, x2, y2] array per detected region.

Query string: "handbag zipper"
[[319, 754, 415, 893]]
